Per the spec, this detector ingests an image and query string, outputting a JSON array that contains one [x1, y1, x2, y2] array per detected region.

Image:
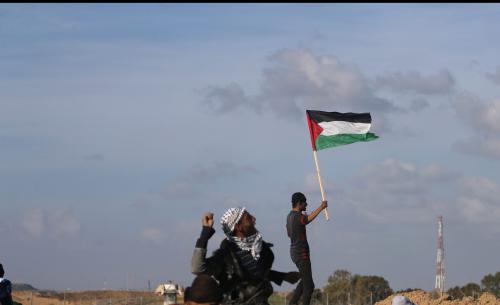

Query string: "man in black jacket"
[[0, 263, 13, 305], [191, 207, 299, 305]]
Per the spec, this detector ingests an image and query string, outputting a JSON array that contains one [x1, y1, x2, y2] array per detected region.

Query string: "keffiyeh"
[[220, 206, 263, 260], [227, 232, 263, 260]]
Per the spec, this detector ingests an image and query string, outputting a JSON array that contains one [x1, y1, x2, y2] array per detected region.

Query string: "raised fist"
[[202, 212, 214, 227]]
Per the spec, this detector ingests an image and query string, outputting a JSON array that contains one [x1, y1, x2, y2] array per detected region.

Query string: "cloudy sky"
[[1, 4, 500, 293]]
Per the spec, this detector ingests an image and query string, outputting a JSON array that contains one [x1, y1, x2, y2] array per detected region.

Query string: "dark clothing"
[[288, 260, 314, 305], [0, 279, 13, 305], [233, 246, 267, 280], [286, 211, 310, 263], [192, 226, 287, 305], [287, 211, 315, 305]]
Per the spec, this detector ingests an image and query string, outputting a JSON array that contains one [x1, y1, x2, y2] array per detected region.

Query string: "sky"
[[1, 3, 500, 293]]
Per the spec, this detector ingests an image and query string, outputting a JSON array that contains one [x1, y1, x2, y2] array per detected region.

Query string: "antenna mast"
[[435, 215, 445, 296]]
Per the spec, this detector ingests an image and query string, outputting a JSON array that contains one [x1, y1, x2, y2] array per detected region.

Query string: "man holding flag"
[[286, 193, 327, 305], [285, 110, 378, 305]]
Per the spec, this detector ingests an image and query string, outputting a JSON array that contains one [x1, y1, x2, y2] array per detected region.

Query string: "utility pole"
[[435, 215, 445, 297]]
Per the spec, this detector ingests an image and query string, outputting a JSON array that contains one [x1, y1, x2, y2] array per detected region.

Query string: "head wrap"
[[220, 207, 262, 260], [220, 207, 246, 235]]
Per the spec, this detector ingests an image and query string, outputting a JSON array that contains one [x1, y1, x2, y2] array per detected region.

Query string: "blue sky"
[[1, 3, 500, 293]]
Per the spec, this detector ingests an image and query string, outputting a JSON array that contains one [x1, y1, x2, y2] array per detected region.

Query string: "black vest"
[[216, 240, 274, 305]]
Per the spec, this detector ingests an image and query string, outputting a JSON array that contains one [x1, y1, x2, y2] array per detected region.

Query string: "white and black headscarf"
[[220, 207, 263, 260]]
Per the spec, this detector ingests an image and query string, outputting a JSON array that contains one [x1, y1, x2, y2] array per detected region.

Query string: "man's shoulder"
[[216, 239, 237, 256], [0, 279, 12, 296], [287, 211, 303, 221]]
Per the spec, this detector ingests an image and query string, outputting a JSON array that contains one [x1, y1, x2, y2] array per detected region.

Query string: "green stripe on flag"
[[316, 133, 378, 151]]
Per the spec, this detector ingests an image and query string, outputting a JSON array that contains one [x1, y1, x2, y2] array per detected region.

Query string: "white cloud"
[[20, 208, 80, 239], [163, 161, 259, 200], [408, 98, 430, 112], [457, 176, 500, 224], [374, 69, 455, 95], [338, 159, 458, 224], [451, 92, 500, 159], [453, 138, 500, 160], [50, 209, 80, 238], [322, 158, 500, 234], [202, 83, 259, 114], [452, 92, 500, 135], [485, 66, 500, 86], [21, 208, 45, 237], [202, 48, 401, 123]]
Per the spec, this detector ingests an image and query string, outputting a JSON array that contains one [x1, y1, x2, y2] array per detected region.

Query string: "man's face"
[[235, 211, 257, 237]]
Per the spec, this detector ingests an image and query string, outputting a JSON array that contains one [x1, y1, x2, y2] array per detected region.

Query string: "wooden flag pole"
[[313, 150, 329, 221]]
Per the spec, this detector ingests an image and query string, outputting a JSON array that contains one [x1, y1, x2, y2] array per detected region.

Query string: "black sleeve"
[[268, 270, 285, 286], [192, 235, 228, 279], [195, 226, 215, 248]]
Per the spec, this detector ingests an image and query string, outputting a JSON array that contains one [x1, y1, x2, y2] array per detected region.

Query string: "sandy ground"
[[13, 289, 499, 305], [12, 291, 165, 305], [375, 291, 499, 305]]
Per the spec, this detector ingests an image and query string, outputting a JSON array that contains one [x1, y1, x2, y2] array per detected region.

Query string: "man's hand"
[[321, 200, 328, 210], [284, 271, 300, 284], [202, 212, 214, 227]]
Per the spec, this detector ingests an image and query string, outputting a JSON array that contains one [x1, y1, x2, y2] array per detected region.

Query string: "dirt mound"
[[375, 291, 499, 305]]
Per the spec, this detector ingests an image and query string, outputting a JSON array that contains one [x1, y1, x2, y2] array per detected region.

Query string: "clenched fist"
[[202, 212, 214, 227]]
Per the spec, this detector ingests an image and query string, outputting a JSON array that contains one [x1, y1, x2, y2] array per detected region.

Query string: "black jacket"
[[0, 279, 13, 305], [191, 227, 287, 305]]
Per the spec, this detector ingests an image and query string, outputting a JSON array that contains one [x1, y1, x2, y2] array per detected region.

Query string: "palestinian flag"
[[306, 110, 378, 151]]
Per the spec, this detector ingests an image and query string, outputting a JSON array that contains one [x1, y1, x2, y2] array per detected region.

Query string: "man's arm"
[[268, 270, 300, 286], [306, 200, 328, 223], [191, 225, 215, 274], [191, 212, 225, 275]]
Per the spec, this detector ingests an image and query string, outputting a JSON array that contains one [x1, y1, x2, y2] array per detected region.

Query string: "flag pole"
[[313, 149, 329, 221]]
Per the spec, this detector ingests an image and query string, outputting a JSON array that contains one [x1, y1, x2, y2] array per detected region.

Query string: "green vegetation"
[[447, 271, 500, 300], [268, 293, 285, 305], [481, 271, 500, 297], [271, 269, 392, 305], [12, 283, 38, 292], [323, 270, 392, 305]]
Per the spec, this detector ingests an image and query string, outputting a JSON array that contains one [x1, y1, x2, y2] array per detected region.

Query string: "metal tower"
[[435, 215, 445, 295]]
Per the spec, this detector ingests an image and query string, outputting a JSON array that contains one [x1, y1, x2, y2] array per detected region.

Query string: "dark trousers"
[[289, 259, 315, 305]]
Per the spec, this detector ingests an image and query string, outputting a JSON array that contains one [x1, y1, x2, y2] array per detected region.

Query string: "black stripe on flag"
[[307, 110, 372, 124]]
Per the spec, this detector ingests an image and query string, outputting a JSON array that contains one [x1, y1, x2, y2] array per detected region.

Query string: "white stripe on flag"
[[318, 121, 371, 136]]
